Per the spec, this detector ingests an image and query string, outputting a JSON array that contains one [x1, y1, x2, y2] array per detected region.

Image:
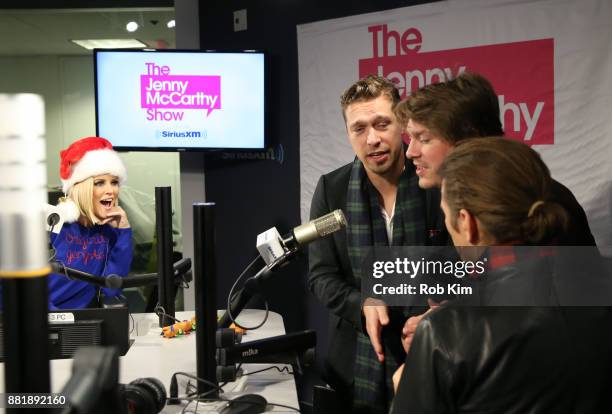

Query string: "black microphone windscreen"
[[50, 261, 63, 274], [105, 274, 123, 290], [47, 212, 60, 227]]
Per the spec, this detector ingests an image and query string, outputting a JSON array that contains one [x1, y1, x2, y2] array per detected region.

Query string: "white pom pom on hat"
[[56, 198, 81, 223], [59, 136, 127, 194]]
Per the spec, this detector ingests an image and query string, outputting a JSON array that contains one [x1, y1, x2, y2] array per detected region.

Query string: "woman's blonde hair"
[[67, 176, 118, 227]]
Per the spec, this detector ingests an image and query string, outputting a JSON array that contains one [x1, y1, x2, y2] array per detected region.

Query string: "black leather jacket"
[[391, 251, 612, 413]]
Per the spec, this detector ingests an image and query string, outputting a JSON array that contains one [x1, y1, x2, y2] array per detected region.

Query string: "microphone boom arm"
[[50, 258, 192, 290], [217, 252, 297, 329]]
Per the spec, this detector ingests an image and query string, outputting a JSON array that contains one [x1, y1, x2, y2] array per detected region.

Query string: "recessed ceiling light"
[[126, 21, 139, 32], [167, 20, 176, 28], [71, 39, 147, 50]]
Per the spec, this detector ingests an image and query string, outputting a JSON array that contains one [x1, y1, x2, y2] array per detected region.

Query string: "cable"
[[178, 391, 229, 414], [267, 402, 301, 412], [169, 371, 222, 405], [184, 381, 227, 399], [154, 304, 181, 323], [176, 381, 227, 413], [225, 255, 271, 330], [229, 300, 270, 331], [128, 311, 135, 335], [170, 372, 224, 394], [176, 390, 301, 413], [192, 396, 301, 413], [55, 261, 71, 280], [239, 365, 293, 377], [226, 255, 260, 312], [179, 396, 222, 414], [47, 222, 58, 262], [173, 367, 298, 412]]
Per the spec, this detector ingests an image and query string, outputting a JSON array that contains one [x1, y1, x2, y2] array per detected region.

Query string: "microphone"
[[219, 211, 347, 329], [44, 203, 64, 234], [119, 273, 158, 288], [50, 261, 121, 289], [47, 213, 60, 227], [256, 209, 347, 265], [120, 258, 192, 288], [289, 209, 347, 247], [50, 258, 192, 289], [216, 330, 316, 366]]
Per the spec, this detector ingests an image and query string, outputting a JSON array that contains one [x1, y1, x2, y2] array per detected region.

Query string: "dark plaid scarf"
[[347, 156, 426, 414]]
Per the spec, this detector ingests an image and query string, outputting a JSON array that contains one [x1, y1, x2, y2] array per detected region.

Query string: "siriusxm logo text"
[[156, 130, 205, 139], [220, 144, 285, 164]]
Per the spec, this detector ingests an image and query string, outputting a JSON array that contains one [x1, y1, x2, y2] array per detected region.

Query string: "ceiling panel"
[[0, 8, 175, 56]]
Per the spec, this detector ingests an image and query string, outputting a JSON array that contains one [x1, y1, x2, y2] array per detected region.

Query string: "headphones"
[[121, 377, 167, 414]]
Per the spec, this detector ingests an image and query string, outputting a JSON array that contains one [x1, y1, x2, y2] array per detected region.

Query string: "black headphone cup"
[[123, 383, 157, 414], [216, 328, 243, 348], [216, 328, 235, 348], [124, 377, 167, 414]]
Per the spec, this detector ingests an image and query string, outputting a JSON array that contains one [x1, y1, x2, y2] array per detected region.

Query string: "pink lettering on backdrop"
[[362, 24, 554, 145]]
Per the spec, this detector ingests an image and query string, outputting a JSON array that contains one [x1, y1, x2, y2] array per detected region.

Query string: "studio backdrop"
[[298, 0, 612, 253]]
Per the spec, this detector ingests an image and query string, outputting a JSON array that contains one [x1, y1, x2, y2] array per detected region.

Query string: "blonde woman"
[[50, 137, 131, 309]]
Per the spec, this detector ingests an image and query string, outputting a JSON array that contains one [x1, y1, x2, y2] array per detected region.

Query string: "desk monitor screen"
[[94, 49, 266, 151], [0, 307, 131, 361]]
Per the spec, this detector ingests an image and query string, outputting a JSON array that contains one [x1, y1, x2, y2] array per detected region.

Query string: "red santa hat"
[[60, 137, 127, 194]]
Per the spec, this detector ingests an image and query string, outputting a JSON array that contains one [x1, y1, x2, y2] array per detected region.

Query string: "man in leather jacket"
[[390, 138, 612, 413]]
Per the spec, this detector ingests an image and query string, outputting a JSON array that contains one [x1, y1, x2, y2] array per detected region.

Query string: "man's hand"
[[362, 297, 389, 363], [401, 299, 439, 353], [392, 363, 405, 394], [101, 206, 130, 229]]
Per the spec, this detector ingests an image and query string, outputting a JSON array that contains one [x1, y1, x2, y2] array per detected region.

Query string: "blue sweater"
[[49, 221, 132, 309]]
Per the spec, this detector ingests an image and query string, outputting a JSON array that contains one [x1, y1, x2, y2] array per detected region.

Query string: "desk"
[[1, 310, 300, 413]]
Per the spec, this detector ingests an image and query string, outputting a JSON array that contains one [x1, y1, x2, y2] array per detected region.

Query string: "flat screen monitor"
[[0, 307, 130, 361], [94, 49, 266, 151]]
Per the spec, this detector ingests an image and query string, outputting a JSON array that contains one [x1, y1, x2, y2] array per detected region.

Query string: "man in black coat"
[[308, 76, 434, 413], [396, 72, 595, 247]]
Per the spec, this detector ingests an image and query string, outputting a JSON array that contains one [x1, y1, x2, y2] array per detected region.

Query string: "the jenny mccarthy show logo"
[[360, 25, 554, 145], [140, 62, 221, 121]]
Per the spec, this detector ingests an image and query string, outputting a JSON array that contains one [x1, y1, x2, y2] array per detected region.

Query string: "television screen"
[[94, 49, 266, 151]]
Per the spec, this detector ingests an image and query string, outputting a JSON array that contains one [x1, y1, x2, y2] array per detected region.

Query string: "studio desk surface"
[[1, 310, 300, 413]]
